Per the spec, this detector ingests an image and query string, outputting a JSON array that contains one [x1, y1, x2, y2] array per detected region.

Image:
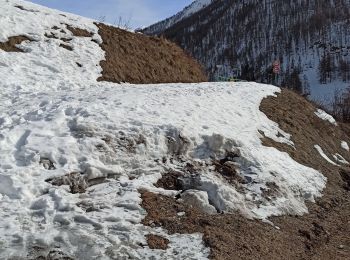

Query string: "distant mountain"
[[143, 0, 350, 105], [141, 0, 212, 35]]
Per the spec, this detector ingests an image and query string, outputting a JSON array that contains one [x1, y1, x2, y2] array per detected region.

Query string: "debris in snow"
[[314, 145, 339, 166], [46, 172, 88, 194], [314, 109, 337, 126], [39, 157, 56, 170], [59, 43, 73, 51], [0, 35, 33, 52], [341, 141, 349, 151], [146, 234, 170, 250]]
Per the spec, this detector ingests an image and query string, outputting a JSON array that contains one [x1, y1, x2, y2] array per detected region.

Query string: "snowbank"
[[0, 0, 327, 259]]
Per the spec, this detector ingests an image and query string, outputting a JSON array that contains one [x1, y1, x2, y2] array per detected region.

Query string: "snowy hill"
[[1, 0, 350, 259], [143, 0, 350, 106], [140, 0, 212, 35]]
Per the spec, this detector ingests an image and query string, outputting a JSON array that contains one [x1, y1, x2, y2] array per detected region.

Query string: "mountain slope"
[[1, 1, 350, 259], [141, 0, 212, 35], [143, 0, 350, 105]]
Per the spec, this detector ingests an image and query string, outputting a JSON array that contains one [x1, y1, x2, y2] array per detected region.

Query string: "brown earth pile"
[[141, 89, 350, 260], [96, 23, 208, 84], [66, 25, 93, 38], [0, 35, 32, 52], [145, 234, 170, 250]]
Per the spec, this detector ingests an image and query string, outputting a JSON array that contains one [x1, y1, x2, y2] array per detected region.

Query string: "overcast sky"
[[29, 0, 193, 29]]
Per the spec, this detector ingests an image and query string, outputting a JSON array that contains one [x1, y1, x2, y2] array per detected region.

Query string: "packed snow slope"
[[0, 0, 349, 259]]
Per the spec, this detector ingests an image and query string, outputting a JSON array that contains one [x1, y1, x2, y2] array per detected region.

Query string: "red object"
[[273, 60, 280, 74]]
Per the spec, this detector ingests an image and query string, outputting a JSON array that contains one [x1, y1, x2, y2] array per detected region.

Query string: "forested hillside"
[[143, 0, 350, 104]]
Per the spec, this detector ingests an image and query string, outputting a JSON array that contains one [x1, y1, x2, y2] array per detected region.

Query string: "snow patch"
[[341, 141, 349, 151], [314, 109, 337, 126], [314, 145, 339, 166]]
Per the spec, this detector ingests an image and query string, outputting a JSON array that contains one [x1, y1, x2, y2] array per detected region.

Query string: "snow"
[[341, 141, 349, 151], [142, 0, 212, 34], [314, 145, 339, 166], [179, 190, 217, 214], [181, 0, 212, 18], [301, 64, 350, 106], [0, 0, 329, 258], [333, 153, 349, 165], [314, 109, 338, 126]]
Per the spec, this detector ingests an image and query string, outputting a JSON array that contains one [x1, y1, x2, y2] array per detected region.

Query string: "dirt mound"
[[145, 234, 169, 250], [96, 23, 207, 84], [141, 191, 307, 260], [141, 89, 350, 259], [66, 25, 93, 37], [0, 35, 32, 52], [260, 89, 350, 195]]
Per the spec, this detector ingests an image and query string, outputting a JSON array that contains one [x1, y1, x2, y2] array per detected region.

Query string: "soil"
[[14, 5, 38, 13], [145, 234, 170, 250], [65, 25, 93, 37], [95, 23, 208, 84], [141, 89, 350, 260], [0, 35, 32, 52], [155, 170, 184, 190], [59, 43, 73, 51]]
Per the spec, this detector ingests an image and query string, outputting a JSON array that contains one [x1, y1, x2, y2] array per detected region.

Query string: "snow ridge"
[[141, 0, 212, 34]]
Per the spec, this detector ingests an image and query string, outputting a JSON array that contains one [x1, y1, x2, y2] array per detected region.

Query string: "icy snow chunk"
[[314, 109, 337, 126], [0, 175, 21, 199], [180, 189, 217, 214], [30, 197, 51, 210], [314, 145, 339, 166], [333, 153, 349, 165], [341, 141, 349, 151]]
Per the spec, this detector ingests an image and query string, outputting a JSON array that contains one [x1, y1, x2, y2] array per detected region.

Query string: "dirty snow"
[[341, 141, 349, 151], [314, 145, 339, 166], [314, 109, 338, 126], [333, 153, 349, 165], [0, 0, 328, 259]]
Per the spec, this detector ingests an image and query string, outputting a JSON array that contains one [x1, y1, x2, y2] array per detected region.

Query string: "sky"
[[29, 0, 193, 29]]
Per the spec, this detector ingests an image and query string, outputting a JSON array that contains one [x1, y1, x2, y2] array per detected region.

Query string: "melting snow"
[[314, 109, 338, 126], [0, 0, 328, 259], [341, 141, 349, 151], [314, 145, 339, 166], [333, 153, 349, 165]]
